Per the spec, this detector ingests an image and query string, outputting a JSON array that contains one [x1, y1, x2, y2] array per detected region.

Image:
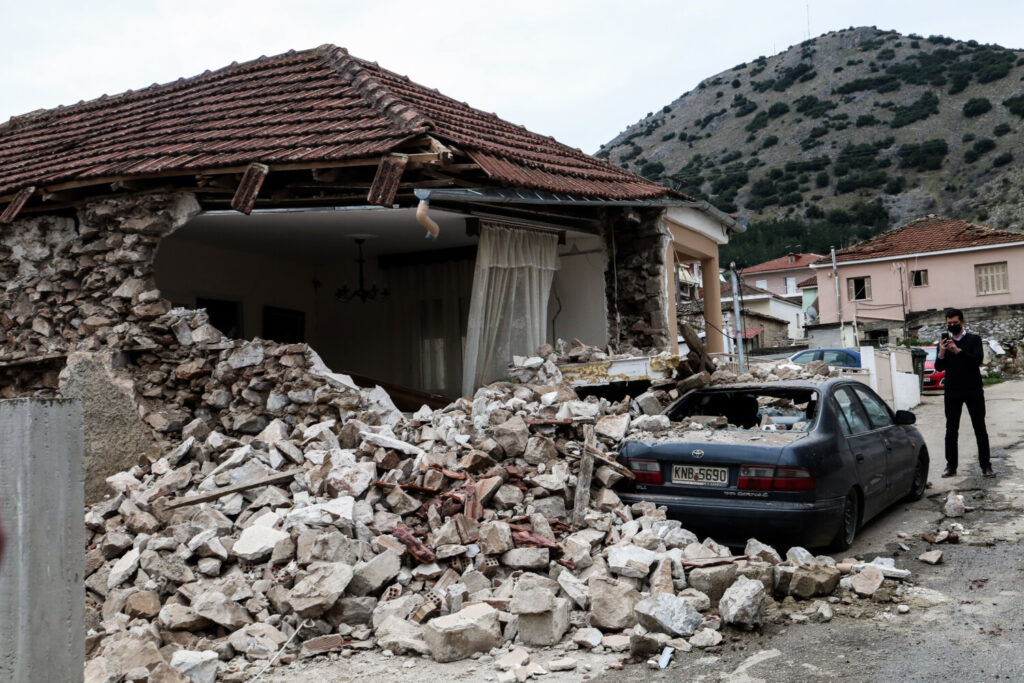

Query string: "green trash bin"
[[910, 347, 927, 391]]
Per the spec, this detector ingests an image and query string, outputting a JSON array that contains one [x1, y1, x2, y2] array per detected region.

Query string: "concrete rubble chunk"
[[548, 657, 578, 672], [510, 573, 557, 614], [349, 549, 401, 596], [107, 547, 140, 589], [719, 575, 766, 627], [943, 491, 967, 517], [158, 603, 210, 631], [191, 590, 252, 629], [519, 597, 570, 646], [232, 524, 290, 562], [285, 562, 354, 617], [688, 563, 737, 606], [169, 649, 219, 683], [501, 547, 549, 570], [478, 520, 515, 555], [634, 592, 704, 637], [492, 415, 530, 458], [227, 622, 288, 658], [789, 565, 841, 599], [557, 569, 590, 609], [918, 549, 943, 565], [589, 576, 641, 630], [422, 603, 503, 663], [850, 565, 884, 597], [689, 628, 723, 648], [745, 538, 783, 564], [608, 544, 657, 578], [573, 627, 603, 649], [495, 647, 530, 671], [595, 413, 630, 441], [375, 615, 430, 655]]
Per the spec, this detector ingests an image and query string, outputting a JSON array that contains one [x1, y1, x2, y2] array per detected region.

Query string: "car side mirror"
[[894, 410, 916, 425]]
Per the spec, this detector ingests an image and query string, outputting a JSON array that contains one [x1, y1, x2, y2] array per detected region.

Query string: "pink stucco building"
[[740, 252, 821, 303], [810, 216, 1024, 332]]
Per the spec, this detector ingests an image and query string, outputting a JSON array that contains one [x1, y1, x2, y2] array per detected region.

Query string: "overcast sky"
[[2, 1, 1021, 153]]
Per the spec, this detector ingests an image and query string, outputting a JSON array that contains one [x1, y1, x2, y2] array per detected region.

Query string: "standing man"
[[935, 308, 993, 477]]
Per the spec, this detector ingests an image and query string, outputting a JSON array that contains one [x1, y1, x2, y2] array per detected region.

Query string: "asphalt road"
[[596, 379, 1024, 682]]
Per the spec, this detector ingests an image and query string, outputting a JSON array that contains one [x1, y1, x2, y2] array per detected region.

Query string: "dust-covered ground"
[[259, 381, 1024, 683]]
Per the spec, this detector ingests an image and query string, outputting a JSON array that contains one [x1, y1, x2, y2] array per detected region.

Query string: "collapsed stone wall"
[[602, 207, 670, 354]]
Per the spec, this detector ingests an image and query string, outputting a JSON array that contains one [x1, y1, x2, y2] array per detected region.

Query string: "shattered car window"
[[664, 387, 820, 432]]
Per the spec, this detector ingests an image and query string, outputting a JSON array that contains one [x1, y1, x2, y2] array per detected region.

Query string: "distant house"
[[740, 252, 822, 303], [721, 282, 804, 341], [808, 216, 1024, 344]]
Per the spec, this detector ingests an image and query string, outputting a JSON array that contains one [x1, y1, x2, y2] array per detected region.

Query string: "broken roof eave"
[[414, 188, 746, 234]]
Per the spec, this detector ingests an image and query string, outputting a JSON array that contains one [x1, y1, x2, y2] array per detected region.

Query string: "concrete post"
[[0, 399, 84, 683], [701, 255, 724, 353]]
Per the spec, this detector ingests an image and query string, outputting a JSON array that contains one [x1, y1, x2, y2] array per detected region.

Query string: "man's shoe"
[[982, 468, 996, 478], [941, 468, 957, 478]]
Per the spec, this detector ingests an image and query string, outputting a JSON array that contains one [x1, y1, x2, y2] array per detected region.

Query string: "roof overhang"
[[415, 188, 746, 235]]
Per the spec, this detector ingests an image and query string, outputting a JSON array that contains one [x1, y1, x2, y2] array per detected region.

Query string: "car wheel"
[[904, 454, 928, 502], [828, 490, 859, 552]]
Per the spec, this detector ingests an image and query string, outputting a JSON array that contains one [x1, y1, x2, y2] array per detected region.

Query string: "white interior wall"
[[548, 237, 608, 347]]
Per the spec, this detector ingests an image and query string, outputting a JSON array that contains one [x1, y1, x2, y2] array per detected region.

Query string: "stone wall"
[[602, 207, 670, 354], [0, 193, 394, 499]]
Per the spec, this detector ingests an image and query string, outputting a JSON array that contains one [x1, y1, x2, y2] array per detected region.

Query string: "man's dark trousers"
[[944, 388, 990, 470]]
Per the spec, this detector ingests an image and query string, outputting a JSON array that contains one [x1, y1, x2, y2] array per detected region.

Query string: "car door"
[[832, 385, 889, 519], [851, 385, 914, 502]]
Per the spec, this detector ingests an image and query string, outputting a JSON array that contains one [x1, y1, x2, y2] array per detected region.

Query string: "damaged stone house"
[[0, 45, 740, 497]]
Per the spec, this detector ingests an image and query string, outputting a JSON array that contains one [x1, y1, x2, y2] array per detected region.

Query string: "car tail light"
[[739, 465, 814, 491], [625, 459, 663, 485]]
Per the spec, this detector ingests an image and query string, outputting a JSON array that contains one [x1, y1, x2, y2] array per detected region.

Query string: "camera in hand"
[[941, 332, 950, 340]]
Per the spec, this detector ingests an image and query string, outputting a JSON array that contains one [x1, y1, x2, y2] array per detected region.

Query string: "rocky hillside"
[[599, 27, 1024, 265]]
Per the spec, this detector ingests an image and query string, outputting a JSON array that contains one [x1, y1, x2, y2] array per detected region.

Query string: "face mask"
[[948, 324, 962, 335]]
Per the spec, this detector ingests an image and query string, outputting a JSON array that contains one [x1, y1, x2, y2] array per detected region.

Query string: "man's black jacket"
[[934, 332, 984, 391]]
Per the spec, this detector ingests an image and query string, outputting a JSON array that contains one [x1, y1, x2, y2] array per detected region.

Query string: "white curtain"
[[462, 223, 559, 395], [387, 258, 474, 398]]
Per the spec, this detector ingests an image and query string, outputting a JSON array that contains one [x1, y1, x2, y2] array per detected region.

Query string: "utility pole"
[[831, 246, 843, 348], [730, 263, 746, 373]]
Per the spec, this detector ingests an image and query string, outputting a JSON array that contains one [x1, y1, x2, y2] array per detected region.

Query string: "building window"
[[785, 276, 797, 295], [975, 261, 1009, 295], [846, 276, 872, 301], [910, 269, 928, 287], [755, 279, 768, 290]]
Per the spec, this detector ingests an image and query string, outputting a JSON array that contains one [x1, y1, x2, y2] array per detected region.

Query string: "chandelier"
[[335, 237, 389, 303]]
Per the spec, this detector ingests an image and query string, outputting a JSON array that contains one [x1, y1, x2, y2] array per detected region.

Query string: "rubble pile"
[[80, 348, 928, 682]]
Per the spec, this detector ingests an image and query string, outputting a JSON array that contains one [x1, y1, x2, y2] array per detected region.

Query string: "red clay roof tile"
[[739, 252, 822, 274], [816, 216, 1024, 264], [0, 45, 672, 201]]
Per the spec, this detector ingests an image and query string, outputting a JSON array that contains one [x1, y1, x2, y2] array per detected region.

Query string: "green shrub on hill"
[[897, 139, 949, 170], [963, 98, 993, 117], [890, 91, 939, 128]]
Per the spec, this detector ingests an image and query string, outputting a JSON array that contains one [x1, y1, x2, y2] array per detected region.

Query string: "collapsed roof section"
[[0, 44, 678, 218]]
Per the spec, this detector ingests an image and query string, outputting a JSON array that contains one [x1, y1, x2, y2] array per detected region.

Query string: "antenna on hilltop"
[[806, 3, 811, 40]]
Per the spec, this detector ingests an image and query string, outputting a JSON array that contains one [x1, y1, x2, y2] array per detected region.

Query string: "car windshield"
[[923, 347, 936, 361], [664, 386, 820, 432]]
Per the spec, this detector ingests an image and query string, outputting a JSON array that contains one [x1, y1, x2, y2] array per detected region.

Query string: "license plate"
[[672, 465, 729, 486]]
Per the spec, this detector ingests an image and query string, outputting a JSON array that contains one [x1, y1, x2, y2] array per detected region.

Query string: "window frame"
[[846, 276, 872, 301], [910, 269, 928, 287], [975, 261, 1009, 296]]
